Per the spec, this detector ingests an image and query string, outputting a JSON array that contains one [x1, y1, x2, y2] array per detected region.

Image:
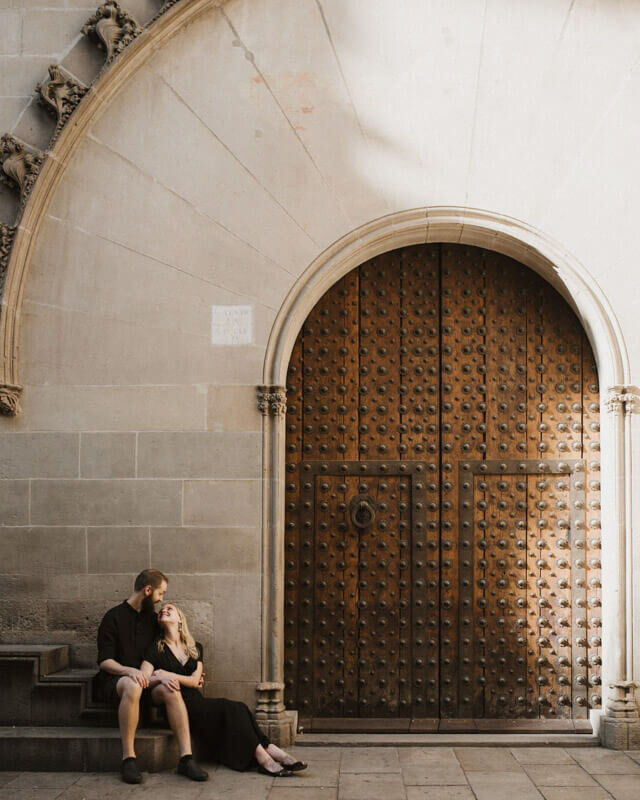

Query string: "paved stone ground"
[[2, 747, 640, 800]]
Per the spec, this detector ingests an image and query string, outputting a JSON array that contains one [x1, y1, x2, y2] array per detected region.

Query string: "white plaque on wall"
[[211, 305, 254, 346]]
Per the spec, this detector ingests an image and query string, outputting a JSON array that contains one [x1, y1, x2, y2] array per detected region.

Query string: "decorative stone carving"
[[0, 223, 16, 292], [36, 65, 88, 143], [255, 682, 295, 746], [0, 383, 21, 416], [257, 385, 287, 416], [82, 1, 142, 65], [0, 135, 45, 210], [605, 386, 640, 415], [601, 681, 640, 749], [606, 681, 640, 718]]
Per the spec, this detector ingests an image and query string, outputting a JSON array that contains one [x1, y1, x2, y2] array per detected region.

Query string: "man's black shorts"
[[92, 671, 152, 707]]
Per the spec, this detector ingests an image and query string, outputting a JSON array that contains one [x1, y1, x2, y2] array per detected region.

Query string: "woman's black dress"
[[143, 641, 269, 771]]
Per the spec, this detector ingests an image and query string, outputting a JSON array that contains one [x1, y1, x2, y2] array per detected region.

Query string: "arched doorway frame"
[[258, 206, 639, 747]]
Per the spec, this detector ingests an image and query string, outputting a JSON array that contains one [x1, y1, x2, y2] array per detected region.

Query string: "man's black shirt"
[[97, 600, 158, 668]]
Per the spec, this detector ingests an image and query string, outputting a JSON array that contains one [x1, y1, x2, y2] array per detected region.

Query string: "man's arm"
[[99, 657, 149, 688], [96, 610, 149, 688]]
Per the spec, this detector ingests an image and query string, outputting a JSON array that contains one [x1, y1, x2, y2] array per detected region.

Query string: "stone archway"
[[258, 207, 639, 747]]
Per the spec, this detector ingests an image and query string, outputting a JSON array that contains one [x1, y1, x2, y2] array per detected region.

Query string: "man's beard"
[[142, 594, 156, 613]]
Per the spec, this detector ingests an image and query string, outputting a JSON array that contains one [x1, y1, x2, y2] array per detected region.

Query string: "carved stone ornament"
[[0, 383, 22, 416], [606, 681, 640, 719], [36, 65, 88, 142], [257, 385, 287, 416], [605, 386, 640, 415], [82, 1, 142, 65], [0, 135, 45, 209], [0, 223, 16, 292]]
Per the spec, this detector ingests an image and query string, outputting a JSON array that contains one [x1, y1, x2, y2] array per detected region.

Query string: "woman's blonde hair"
[[157, 603, 199, 660]]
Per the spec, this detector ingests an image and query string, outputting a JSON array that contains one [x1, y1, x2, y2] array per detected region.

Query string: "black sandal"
[[285, 760, 308, 772], [257, 763, 293, 777]]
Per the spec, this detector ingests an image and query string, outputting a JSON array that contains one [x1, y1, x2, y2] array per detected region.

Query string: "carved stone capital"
[[83, 1, 142, 65], [257, 385, 287, 416], [255, 682, 295, 746], [0, 383, 22, 416], [605, 386, 640, 416], [0, 223, 16, 292], [0, 135, 45, 210], [36, 65, 88, 143], [606, 681, 640, 719]]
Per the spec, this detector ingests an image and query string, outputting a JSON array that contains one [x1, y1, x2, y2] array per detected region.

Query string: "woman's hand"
[[152, 669, 181, 692]]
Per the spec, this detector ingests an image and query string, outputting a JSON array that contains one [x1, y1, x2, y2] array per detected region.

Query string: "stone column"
[[600, 387, 640, 748], [255, 386, 295, 745]]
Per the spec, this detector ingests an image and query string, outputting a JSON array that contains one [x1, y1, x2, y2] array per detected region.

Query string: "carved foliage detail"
[[36, 65, 88, 142], [82, 1, 142, 65], [0, 223, 16, 293], [0, 383, 21, 416], [0, 135, 45, 209], [257, 386, 287, 416], [605, 387, 640, 416]]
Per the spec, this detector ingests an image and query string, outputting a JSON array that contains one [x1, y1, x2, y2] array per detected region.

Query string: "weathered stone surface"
[[0, 527, 86, 575], [137, 432, 261, 479], [86, 527, 149, 573], [0, 480, 29, 524], [150, 527, 260, 574], [0, 432, 79, 478], [207, 385, 263, 432], [0, 599, 46, 633], [80, 432, 135, 478], [10, 384, 207, 431], [183, 480, 261, 526], [31, 479, 182, 525], [210, 574, 260, 681]]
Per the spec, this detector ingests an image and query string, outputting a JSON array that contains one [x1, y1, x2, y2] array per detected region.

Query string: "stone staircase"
[[0, 644, 177, 771]]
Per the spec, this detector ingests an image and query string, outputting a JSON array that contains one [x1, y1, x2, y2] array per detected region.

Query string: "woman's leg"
[[151, 684, 192, 757]]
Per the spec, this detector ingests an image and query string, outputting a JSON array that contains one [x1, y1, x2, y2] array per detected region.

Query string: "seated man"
[[94, 568, 208, 784]]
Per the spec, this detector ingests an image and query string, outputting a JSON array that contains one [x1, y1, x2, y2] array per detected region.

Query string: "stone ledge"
[[294, 732, 602, 748]]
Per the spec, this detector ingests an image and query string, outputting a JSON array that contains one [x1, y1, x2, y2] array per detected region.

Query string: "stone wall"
[[1, 0, 640, 703]]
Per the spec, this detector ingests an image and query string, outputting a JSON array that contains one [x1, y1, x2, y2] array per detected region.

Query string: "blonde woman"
[[141, 603, 307, 777]]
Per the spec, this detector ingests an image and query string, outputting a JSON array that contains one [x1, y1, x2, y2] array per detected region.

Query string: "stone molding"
[[605, 385, 640, 415], [257, 386, 287, 416], [0, 223, 16, 292]]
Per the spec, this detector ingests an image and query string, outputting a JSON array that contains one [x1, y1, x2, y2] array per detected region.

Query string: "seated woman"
[[141, 602, 307, 777]]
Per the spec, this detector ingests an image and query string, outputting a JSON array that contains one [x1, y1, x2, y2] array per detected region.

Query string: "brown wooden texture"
[[284, 244, 600, 726]]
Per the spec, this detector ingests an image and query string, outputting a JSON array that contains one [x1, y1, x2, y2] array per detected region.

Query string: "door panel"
[[283, 244, 601, 728]]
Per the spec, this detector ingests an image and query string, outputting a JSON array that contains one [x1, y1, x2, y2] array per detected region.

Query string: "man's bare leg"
[[116, 676, 143, 759]]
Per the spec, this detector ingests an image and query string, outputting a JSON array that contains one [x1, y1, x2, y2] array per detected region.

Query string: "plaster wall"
[[1, 0, 640, 704]]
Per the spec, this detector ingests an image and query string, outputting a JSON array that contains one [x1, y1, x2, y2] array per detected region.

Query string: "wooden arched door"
[[284, 244, 601, 732]]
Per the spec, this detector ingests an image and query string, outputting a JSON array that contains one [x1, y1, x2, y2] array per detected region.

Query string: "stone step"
[[0, 644, 69, 677], [0, 727, 178, 772], [295, 732, 601, 747]]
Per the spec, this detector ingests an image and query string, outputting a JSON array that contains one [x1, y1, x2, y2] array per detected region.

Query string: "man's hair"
[[134, 568, 168, 592]]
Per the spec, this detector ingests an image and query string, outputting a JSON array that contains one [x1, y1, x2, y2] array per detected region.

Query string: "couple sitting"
[[94, 568, 306, 784]]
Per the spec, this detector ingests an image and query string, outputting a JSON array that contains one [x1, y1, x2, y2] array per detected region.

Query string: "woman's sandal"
[[257, 763, 293, 777], [284, 760, 308, 772]]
